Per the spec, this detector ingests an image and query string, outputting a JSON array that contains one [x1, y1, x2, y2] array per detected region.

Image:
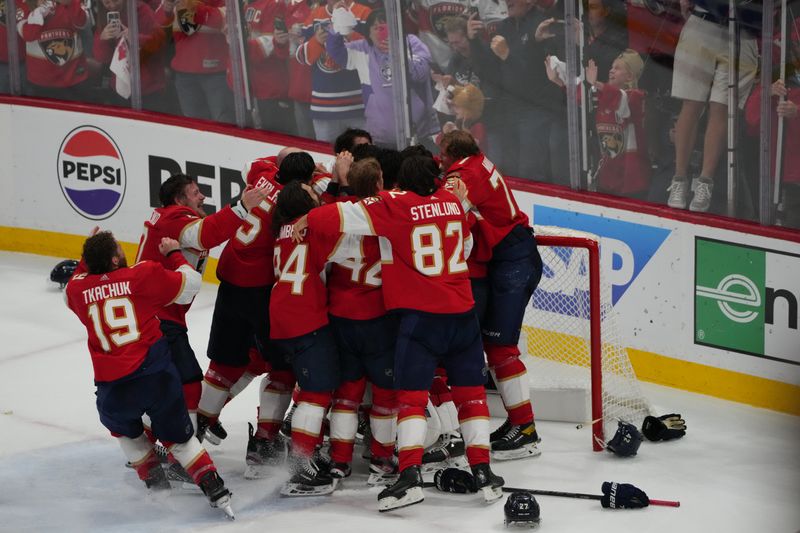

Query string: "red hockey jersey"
[[156, 0, 227, 74], [445, 153, 529, 262], [593, 84, 649, 195], [314, 201, 385, 320], [334, 189, 474, 314], [135, 203, 245, 325], [66, 255, 188, 382], [19, 0, 88, 88], [269, 205, 361, 339], [216, 159, 282, 287], [235, 0, 289, 100]]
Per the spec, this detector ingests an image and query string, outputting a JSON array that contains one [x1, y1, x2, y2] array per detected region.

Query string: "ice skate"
[[198, 470, 235, 520], [367, 455, 399, 486], [244, 423, 287, 479], [280, 403, 297, 440], [471, 463, 504, 503], [421, 432, 467, 474], [126, 443, 168, 469], [377, 465, 424, 512], [490, 422, 541, 461], [196, 413, 227, 446], [164, 461, 201, 490], [280, 454, 337, 497], [143, 463, 170, 491], [329, 461, 352, 479]]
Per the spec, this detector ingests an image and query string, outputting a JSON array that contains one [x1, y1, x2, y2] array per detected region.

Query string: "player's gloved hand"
[[331, 6, 357, 36], [600, 482, 649, 509], [434, 468, 476, 494], [642, 413, 686, 441]]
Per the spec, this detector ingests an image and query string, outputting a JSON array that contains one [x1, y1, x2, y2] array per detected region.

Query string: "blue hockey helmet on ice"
[[50, 259, 79, 289], [504, 491, 540, 527], [606, 421, 643, 457]]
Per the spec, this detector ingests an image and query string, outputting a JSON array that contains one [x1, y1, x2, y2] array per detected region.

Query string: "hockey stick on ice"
[[501, 486, 680, 507]]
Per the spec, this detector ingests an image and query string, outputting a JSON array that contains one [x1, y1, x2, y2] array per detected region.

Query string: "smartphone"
[[463, 5, 478, 17], [107, 11, 120, 26], [274, 17, 286, 32]]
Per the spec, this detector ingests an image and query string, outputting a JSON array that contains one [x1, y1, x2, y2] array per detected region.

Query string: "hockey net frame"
[[522, 225, 653, 451]]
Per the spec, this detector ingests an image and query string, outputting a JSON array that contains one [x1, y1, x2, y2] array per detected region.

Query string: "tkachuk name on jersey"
[[410, 201, 461, 222], [82, 281, 132, 304]]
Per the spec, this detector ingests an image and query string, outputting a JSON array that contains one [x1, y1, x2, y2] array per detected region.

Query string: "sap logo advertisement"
[[531, 206, 671, 316], [695, 238, 800, 365], [57, 126, 126, 220]]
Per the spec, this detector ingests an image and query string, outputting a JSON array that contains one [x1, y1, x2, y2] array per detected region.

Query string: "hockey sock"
[[182, 381, 202, 431], [369, 385, 397, 459], [198, 361, 248, 421], [484, 344, 533, 425], [141, 416, 157, 445], [229, 348, 269, 400], [118, 434, 160, 481], [257, 370, 294, 439], [291, 391, 332, 458], [450, 385, 491, 466], [168, 438, 216, 483], [430, 368, 451, 406], [396, 390, 429, 472], [329, 377, 366, 464]]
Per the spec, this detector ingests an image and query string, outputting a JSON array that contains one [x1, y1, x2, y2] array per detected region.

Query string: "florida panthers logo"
[[428, 2, 468, 40], [42, 37, 75, 65], [177, 8, 199, 35]]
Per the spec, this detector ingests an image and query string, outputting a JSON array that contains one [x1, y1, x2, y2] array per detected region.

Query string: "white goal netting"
[[521, 226, 653, 449]]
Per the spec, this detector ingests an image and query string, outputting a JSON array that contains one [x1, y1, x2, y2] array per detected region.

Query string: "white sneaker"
[[689, 178, 714, 212], [667, 178, 688, 209]]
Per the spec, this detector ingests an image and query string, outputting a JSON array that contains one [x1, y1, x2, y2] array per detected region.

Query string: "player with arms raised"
[[440, 130, 543, 461], [65, 231, 234, 519]]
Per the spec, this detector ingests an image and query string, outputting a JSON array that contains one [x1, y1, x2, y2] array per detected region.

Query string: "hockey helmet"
[[606, 421, 643, 457], [50, 259, 79, 289], [504, 491, 540, 528]]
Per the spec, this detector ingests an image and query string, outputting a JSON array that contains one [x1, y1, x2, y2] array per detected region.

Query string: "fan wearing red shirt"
[[440, 130, 543, 461], [314, 154, 505, 512], [65, 231, 233, 517], [135, 174, 268, 432]]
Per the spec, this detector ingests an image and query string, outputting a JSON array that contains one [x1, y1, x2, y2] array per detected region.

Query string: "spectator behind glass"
[[665, 0, 759, 213], [744, 17, 800, 229], [466, 0, 568, 182], [156, 0, 234, 123], [1, 2, 26, 93], [237, 0, 294, 134], [439, 83, 487, 150], [287, 0, 316, 138], [18, 0, 92, 101], [326, 8, 440, 149], [411, 0, 471, 72], [334, 126, 372, 154], [584, 50, 649, 198], [93, 0, 168, 111], [583, 0, 627, 77], [296, 0, 371, 143]]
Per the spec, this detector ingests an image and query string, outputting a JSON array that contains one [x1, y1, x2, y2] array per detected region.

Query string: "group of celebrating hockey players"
[[64, 127, 544, 518]]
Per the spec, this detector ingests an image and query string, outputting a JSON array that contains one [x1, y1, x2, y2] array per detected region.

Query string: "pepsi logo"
[[57, 126, 126, 220]]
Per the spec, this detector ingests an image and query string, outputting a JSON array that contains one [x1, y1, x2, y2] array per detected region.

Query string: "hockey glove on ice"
[[600, 482, 649, 509], [642, 414, 686, 441], [434, 468, 477, 494]]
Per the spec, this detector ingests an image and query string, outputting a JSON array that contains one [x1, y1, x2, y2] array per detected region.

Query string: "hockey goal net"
[[521, 226, 652, 451]]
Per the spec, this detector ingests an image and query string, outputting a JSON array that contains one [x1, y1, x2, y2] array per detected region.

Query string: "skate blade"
[[280, 479, 338, 497], [367, 472, 399, 487], [481, 485, 503, 503], [491, 442, 542, 462], [202, 430, 222, 446], [378, 486, 424, 512], [210, 494, 235, 520], [505, 518, 541, 528]]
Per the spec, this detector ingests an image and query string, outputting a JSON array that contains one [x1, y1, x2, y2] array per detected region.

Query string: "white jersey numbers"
[[411, 221, 467, 276], [274, 244, 309, 295], [87, 298, 141, 352]]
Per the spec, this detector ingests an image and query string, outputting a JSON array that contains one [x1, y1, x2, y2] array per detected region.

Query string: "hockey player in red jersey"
[[135, 174, 268, 433], [65, 231, 234, 519], [297, 154, 505, 511], [440, 130, 543, 461], [318, 157, 399, 485]]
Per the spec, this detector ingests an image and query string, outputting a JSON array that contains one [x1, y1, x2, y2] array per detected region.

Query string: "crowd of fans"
[[1, 0, 798, 225]]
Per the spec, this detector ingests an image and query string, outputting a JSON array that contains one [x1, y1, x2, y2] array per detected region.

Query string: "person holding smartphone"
[[93, 0, 168, 110]]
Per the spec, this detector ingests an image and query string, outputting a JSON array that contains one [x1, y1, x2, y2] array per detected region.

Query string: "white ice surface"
[[1, 251, 799, 533]]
